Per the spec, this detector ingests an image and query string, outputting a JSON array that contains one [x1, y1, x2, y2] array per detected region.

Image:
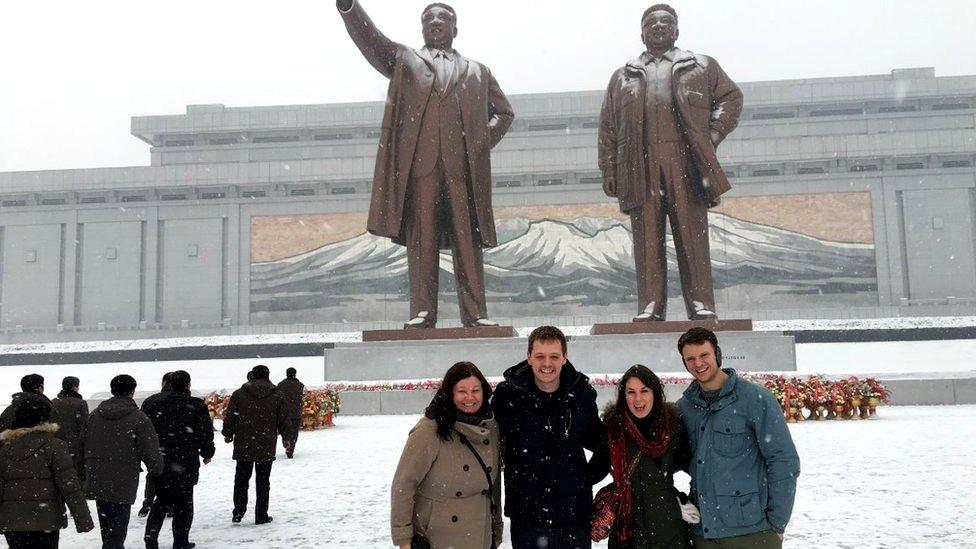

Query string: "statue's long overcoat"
[[339, 1, 514, 248]]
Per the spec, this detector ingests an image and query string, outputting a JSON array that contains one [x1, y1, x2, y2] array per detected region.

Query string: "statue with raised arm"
[[599, 4, 742, 321], [336, 0, 514, 329]]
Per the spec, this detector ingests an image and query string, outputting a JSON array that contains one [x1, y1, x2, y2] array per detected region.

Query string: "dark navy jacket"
[[491, 359, 604, 528]]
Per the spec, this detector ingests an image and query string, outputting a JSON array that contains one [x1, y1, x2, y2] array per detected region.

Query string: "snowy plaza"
[[38, 405, 976, 549]]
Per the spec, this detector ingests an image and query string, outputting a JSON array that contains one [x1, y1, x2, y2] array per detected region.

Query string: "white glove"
[[678, 498, 700, 524]]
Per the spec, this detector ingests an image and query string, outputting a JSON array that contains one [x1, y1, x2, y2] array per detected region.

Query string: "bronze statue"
[[337, 0, 514, 328], [598, 3, 742, 321]]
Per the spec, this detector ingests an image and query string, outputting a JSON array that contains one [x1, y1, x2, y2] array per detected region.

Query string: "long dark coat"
[[338, 0, 514, 249], [0, 423, 94, 533], [598, 48, 742, 210], [51, 391, 89, 478], [142, 390, 215, 485], [221, 380, 288, 462], [277, 378, 305, 421], [491, 360, 605, 529], [84, 396, 164, 505]]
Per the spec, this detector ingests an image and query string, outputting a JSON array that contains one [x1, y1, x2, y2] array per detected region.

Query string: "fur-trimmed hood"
[[0, 422, 60, 461]]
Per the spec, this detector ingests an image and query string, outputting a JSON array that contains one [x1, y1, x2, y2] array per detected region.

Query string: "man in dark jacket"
[[222, 365, 288, 524], [142, 370, 215, 549], [0, 374, 55, 434], [85, 374, 164, 549], [598, 4, 742, 321], [138, 372, 174, 517], [51, 376, 89, 481], [0, 398, 95, 547], [491, 326, 605, 549], [277, 367, 305, 459]]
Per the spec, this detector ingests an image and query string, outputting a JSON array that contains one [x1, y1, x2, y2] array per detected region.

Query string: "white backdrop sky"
[[1, 0, 975, 173]]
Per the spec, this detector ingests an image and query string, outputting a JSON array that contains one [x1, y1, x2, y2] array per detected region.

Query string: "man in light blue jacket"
[[676, 327, 800, 548]]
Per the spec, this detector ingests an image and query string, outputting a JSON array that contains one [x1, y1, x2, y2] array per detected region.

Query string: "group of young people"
[[391, 326, 801, 549]]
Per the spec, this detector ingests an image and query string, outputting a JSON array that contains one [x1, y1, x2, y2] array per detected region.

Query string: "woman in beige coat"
[[391, 361, 502, 549]]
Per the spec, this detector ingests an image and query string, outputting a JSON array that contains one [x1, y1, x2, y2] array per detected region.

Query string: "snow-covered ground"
[[31, 406, 974, 549]]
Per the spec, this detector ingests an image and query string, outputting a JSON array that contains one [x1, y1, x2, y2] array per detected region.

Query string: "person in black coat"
[[141, 371, 215, 549], [138, 371, 174, 517], [0, 374, 55, 435], [277, 368, 305, 459], [491, 326, 605, 549]]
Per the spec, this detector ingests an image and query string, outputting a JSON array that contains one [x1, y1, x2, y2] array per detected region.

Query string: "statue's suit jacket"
[[339, 0, 514, 249], [598, 48, 742, 211]]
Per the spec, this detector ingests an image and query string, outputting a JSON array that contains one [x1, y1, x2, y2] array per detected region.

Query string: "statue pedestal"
[[590, 319, 753, 335], [362, 325, 516, 342], [324, 328, 794, 382]]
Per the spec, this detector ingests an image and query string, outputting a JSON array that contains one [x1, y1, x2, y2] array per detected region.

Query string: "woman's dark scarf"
[[607, 408, 671, 541]]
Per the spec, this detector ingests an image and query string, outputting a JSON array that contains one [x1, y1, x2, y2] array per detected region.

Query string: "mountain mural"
[[250, 213, 876, 313]]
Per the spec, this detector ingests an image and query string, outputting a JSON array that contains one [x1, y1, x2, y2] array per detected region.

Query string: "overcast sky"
[[1, 0, 974, 173]]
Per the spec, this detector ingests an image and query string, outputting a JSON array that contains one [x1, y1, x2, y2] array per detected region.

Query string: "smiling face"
[[641, 9, 678, 51], [625, 377, 654, 419], [528, 339, 567, 393], [682, 340, 726, 391], [421, 6, 457, 50], [452, 375, 484, 415]]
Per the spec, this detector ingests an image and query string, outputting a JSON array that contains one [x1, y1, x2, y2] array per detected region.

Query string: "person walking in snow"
[[51, 376, 88, 482], [138, 371, 175, 517], [0, 398, 95, 548], [277, 367, 305, 459], [675, 328, 800, 548], [142, 370, 215, 549], [222, 364, 289, 525], [491, 325, 605, 549], [391, 361, 502, 549], [84, 374, 164, 549]]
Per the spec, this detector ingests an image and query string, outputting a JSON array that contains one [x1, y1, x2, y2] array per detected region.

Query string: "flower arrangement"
[[205, 388, 342, 431], [322, 373, 890, 422]]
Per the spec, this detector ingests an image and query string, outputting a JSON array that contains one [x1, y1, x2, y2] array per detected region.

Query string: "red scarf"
[[607, 411, 671, 541]]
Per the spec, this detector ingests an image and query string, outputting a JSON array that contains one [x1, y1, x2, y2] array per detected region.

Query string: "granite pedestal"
[[324, 330, 795, 382]]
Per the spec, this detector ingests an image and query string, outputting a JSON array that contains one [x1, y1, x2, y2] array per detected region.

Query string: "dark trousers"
[[4, 531, 60, 549], [144, 475, 195, 549], [96, 500, 131, 549], [285, 417, 301, 455], [630, 141, 715, 319], [233, 460, 272, 518], [405, 160, 487, 326], [694, 531, 783, 549], [510, 522, 591, 549]]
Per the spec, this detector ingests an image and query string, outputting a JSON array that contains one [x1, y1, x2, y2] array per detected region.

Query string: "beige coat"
[[391, 417, 502, 548]]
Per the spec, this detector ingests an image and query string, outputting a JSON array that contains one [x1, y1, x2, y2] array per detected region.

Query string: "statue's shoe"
[[404, 311, 436, 329]]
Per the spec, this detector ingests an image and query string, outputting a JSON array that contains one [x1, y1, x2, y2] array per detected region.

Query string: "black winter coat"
[[0, 392, 57, 435], [221, 380, 288, 462], [51, 391, 89, 479], [277, 378, 305, 421], [491, 359, 605, 528], [142, 390, 216, 485], [84, 396, 163, 505]]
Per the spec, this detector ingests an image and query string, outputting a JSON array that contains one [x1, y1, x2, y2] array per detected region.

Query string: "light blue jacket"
[[677, 369, 800, 539]]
